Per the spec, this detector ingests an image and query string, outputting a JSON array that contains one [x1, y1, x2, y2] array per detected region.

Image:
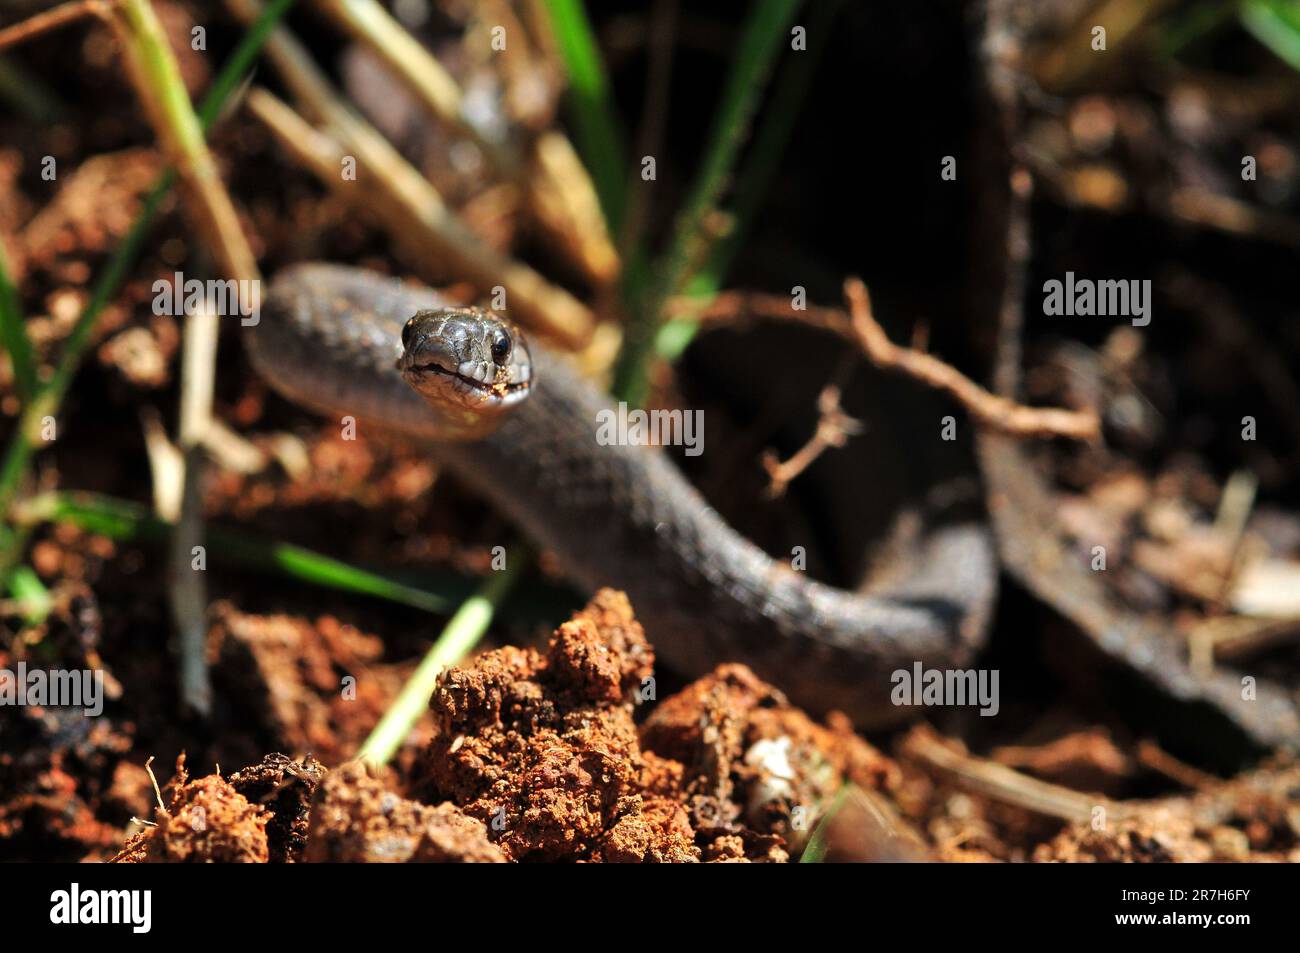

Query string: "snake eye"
[[490, 330, 511, 366], [401, 319, 415, 350]]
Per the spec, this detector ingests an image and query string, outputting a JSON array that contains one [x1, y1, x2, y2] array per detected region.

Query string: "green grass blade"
[[798, 784, 852, 863], [695, 0, 839, 289], [24, 489, 576, 624], [0, 232, 36, 403], [28, 491, 468, 614], [6, 563, 51, 625], [1156, 0, 1241, 60], [197, 0, 296, 127], [663, 0, 804, 281], [613, 0, 803, 404], [1241, 0, 1300, 70], [544, 0, 627, 233], [357, 553, 521, 766], [656, 0, 841, 362], [0, 54, 63, 123]]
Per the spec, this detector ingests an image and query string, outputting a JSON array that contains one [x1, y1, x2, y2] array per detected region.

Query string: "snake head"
[[397, 307, 533, 418]]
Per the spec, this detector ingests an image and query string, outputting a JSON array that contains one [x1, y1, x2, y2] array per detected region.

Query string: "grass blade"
[[357, 553, 521, 766], [199, 0, 296, 127], [25, 491, 468, 614], [1156, 0, 1241, 60], [656, 0, 841, 362], [0, 53, 63, 123], [544, 0, 628, 233], [0, 232, 36, 403], [23, 490, 576, 624], [5, 563, 51, 625], [613, 0, 803, 403], [798, 785, 850, 862], [1241, 0, 1300, 71]]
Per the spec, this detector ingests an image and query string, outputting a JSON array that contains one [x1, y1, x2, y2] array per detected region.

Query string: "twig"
[[992, 167, 1034, 399], [144, 755, 167, 814], [1169, 186, 1300, 249], [668, 288, 852, 335], [1188, 614, 1300, 672], [170, 305, 221, 716], [1031, 0, 1177, 91], [530, 131, 619, 284], [901, 724, 1137, 823], [139, 408, 182, 520], [1212, 468, 1258, 606], [249, 86, 593, 348], [844, 279, 1101, 442], [244, 86, 338, 162], [666, 285, 1101, 443], [0, 0, 290, 590], [0, 0, 111, 51], [761, 383, 861, 498], [1135, 741, 1220, 792], [109, 1, 258, 283], [1031, 161, 1300, 249]]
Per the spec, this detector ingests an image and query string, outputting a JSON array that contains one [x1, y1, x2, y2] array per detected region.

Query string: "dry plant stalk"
[[110, 2, 257, 281], [228, 0, 595, 348], [0, 0, 111, 50], [109, 0, 261, 716], [312, 0, 618, 285], [901, 725, 1137, 824], [1031, 0, 1177, 91]]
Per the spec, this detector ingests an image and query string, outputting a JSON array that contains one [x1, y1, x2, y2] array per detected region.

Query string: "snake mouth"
[[405, 359, 531, 404]]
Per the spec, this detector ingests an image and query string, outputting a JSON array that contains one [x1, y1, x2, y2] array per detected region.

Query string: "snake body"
[[251, 264, 997, 724]]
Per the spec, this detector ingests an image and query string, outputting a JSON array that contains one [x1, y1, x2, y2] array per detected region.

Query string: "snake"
[[249, 263, 998, 725]]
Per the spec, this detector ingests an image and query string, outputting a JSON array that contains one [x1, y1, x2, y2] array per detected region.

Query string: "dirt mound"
[[109, 590, 895, 862]]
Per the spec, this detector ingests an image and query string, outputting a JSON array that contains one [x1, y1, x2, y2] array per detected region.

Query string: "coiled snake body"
[[252, 264, 998, 724]]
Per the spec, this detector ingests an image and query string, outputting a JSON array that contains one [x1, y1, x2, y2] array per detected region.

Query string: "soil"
[[103, 590, 898, 863], [83, 589, 1300, 863]]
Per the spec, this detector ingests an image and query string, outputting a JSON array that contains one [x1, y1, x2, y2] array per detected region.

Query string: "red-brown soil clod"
[[304, 761, 505, 863], [417, 588, 896, 862], [114, 756, 270, 863]]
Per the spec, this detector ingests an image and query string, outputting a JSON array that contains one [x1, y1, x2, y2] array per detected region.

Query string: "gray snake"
[[250, 263, 998, 724]]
